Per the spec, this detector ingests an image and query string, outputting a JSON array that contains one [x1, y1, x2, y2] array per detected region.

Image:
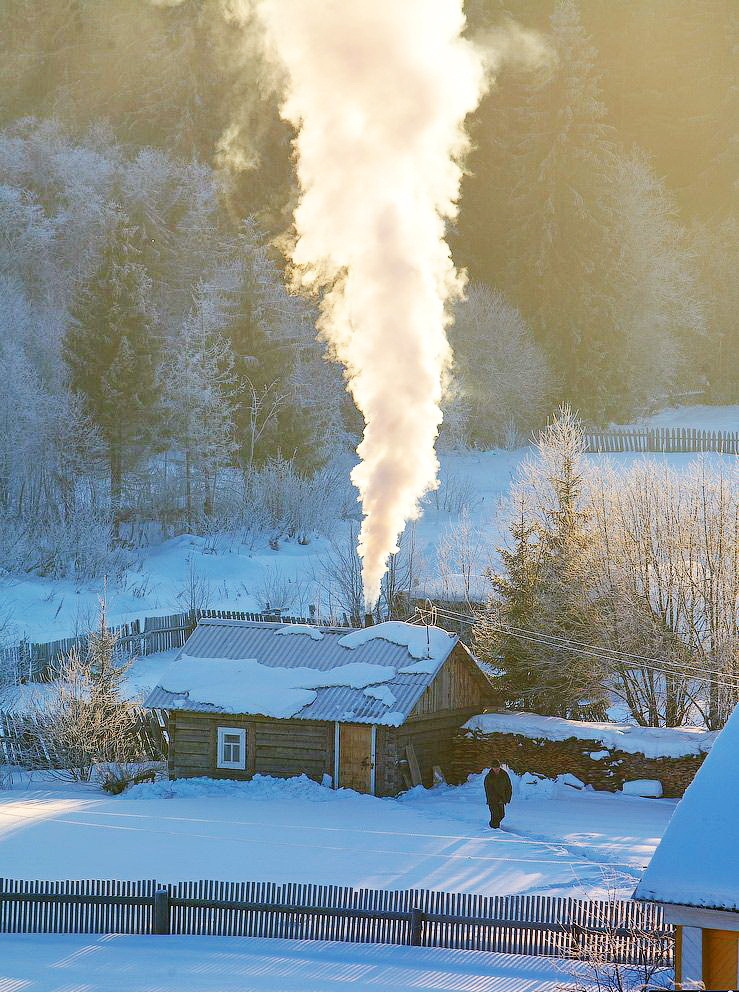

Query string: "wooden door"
[[703, 929, 739, 991], [339, 723, 373, 793]]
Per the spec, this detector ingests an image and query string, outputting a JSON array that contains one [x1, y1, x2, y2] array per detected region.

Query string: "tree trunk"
[[110, 440, 122, 541], [185, 445, 192, 531]]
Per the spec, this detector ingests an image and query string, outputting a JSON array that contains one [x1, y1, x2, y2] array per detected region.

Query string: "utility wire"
[[411, 605, 739, 692]]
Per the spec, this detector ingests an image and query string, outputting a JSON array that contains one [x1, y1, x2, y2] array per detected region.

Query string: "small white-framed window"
[[217, 726, 246, 770]]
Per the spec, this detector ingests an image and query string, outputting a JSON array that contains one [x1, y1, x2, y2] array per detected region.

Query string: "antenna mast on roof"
[[423, 598, 437, 658]]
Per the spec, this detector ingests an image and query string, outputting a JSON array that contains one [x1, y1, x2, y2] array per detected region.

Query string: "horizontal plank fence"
[[0, 878, 672, 967], [583, 427, 738, 454]]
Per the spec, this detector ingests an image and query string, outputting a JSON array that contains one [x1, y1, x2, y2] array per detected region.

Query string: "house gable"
[[407, 642, 496, 720]]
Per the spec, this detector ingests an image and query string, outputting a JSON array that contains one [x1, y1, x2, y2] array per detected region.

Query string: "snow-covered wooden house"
[[145, 618, 495, 795], [634, 703, 739, 990]]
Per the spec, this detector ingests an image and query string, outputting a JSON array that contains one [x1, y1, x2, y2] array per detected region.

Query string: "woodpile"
[[450, 729, 706, 798]]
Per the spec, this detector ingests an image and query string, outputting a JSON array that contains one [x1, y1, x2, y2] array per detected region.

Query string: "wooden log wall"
[[409, 646, 493, 719], [168, 712, 333, 783]]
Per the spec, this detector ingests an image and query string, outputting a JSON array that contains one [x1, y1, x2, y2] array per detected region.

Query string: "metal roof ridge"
[[196, 617, 355, 632]]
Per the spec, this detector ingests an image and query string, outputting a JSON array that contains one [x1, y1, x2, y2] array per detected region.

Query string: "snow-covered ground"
[[0, 403, 734, 645], [0, 772, 676, 902], [0, 934, 627, 992], [625, 403, 738, 431]]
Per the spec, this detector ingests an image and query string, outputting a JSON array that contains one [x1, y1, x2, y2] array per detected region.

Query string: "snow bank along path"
[[0, 934, 608, 992]]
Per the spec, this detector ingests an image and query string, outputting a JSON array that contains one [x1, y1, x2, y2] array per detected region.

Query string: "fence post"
[[153, 887, 170, 935], [409, 907, 424, 946]]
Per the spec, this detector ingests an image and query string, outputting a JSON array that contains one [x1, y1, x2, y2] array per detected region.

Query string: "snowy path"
[[0, 934, 607, 991], [0, 777, 676, 900]]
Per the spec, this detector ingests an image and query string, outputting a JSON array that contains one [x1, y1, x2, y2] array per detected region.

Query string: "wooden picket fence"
[[0, 878, 672, 966], [583, 427, 738, 454], [0, 608, 323, 684]]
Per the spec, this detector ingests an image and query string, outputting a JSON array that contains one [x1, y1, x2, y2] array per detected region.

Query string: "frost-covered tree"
[[501, 0, 620, 418], [476, 409, 608, 718], [448, 283, 553, 447], [64, 205, 159, 527], [474, 501, 545, 708], [609, 149, 705, 413], [220, 221, 336, 473], [159, 283, 238, 525], [27, 602, 144, 781], [691, 216, 738, 403], [591, 458, 738, 729]]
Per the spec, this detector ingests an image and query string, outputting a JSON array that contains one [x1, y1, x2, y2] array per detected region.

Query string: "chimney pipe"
[[364, 612, 374, 627]]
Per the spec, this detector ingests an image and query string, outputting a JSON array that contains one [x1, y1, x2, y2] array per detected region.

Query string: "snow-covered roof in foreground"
[[145, 619, 460, 725], [463, 712, 716, 759], [634, 702, 739, 911]]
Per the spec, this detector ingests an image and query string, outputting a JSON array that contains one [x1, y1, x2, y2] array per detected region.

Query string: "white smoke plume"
[[197, 0, 550, 606], [235, 0, 486, 607]]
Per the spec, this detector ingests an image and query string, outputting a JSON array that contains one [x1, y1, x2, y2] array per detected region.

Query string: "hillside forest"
[[0, 0, 736, 578]]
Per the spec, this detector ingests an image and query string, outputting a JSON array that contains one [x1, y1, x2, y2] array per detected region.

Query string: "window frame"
[[216, 726, 247, 770]]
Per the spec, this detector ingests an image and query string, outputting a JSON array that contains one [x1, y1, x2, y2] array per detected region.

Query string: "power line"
[[412, 605, 739, 692]]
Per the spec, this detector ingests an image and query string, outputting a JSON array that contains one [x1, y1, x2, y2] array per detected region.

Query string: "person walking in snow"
[[484, 761, 512, 829]]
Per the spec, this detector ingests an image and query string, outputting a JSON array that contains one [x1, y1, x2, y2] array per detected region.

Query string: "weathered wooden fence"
[[583, 427, 738, 454], [0, 608, 322, 684], [0, 707, 166, 766], [0, 878, 672, 966]]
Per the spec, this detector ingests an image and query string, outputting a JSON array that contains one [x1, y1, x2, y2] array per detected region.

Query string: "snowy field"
[[0, 402, 735, 646], [0, 934, 624, 992], [0, 772, 675, 902]]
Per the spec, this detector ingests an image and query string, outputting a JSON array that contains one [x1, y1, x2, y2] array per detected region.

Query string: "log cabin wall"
[[408, 645, 492, 717], [376, 645, 496, 794], [168, 711, 333, 782]]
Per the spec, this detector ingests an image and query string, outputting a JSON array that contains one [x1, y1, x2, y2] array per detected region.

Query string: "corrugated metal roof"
[[145, 619, 458, 725]]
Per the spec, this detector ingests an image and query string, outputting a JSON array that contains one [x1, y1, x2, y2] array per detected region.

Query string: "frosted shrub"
[[431, 470, 475, 514], [242, 457, 346, 544], [0, 513, 34, 575], [34, 504, 131, 581], [0, 503, 129, 581], [253, 567, 311, 616]]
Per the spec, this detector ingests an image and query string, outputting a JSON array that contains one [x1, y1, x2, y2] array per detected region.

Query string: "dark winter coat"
[[484, 768, 512, 806]]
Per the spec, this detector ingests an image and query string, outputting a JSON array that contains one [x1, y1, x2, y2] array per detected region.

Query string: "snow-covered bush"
[[26, 608, 147, 781], [241, 457, 348, 544], [430, 470, 475, 515], [253, 567, 312, 616]]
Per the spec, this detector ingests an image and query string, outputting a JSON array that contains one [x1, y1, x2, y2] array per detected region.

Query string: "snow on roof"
[[634, 702, 739, 912], [165, 655, 396, 720], [338, 621, 455, 662], [145, 618, 460, 724], [463, 711, 716, 759], [274, 624, 324, 641]]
